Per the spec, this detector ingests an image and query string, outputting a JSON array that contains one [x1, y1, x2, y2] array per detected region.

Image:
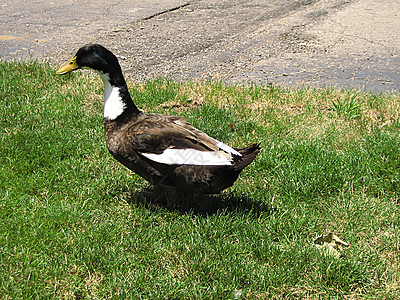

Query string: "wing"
[[123, 114, 241, 166]]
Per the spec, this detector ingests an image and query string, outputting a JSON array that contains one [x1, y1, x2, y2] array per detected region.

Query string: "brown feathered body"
[[104, 112, 260, 194]]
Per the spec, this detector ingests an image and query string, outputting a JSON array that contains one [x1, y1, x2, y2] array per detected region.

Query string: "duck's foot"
[[137, 188, 166, 208], [150, 185, 196, 212], [138, 185, 200, 212]]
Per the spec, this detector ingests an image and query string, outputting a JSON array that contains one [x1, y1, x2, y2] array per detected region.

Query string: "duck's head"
[[56, 44, 120, 76], [57, 44, 140, 120]]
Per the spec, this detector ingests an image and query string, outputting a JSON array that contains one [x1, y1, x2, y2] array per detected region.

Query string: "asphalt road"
[[0, 0, 187, 60], [1, 0, 399, 93]]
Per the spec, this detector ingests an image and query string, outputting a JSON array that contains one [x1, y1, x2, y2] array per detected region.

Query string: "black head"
[[56, 44, 121, 76], [56, 44, 140, 115], [75, 44, 119, 74]]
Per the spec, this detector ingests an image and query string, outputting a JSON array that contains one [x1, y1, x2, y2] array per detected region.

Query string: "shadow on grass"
[[126, 187, 275, 217]]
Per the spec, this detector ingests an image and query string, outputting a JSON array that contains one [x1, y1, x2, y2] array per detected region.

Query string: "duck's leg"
[[152, 183, 182, 209], [178, 190, 195, 213], [147, 174, 175, 207], [155, 186, 194, 212]]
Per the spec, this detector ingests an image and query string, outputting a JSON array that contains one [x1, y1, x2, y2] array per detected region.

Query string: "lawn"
[[0, 60, 399, 299]]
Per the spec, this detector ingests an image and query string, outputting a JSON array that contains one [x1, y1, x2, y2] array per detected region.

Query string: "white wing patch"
[[213, 138, 242, 156], [141, 148, 233, 166], [172, 119, 241, 157]]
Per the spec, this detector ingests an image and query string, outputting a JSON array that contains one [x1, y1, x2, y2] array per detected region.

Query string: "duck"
[[56, 44, 260, 199]]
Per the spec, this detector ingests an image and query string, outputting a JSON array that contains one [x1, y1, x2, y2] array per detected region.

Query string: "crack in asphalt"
[[141, 2, 191, 20]]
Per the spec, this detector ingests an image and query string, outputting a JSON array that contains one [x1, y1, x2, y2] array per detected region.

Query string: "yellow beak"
[[56, 57, 79, 75]]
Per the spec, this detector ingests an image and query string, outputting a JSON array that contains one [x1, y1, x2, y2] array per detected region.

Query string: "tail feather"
[[193, 143, 260, 194], [233, 143, 261, 171]]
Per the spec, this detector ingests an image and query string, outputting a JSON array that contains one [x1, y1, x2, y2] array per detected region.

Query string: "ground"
[[1, 0, 399, 92]]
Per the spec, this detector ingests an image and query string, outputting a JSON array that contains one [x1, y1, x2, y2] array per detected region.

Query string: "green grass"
[[1, 60, 399, 299]]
